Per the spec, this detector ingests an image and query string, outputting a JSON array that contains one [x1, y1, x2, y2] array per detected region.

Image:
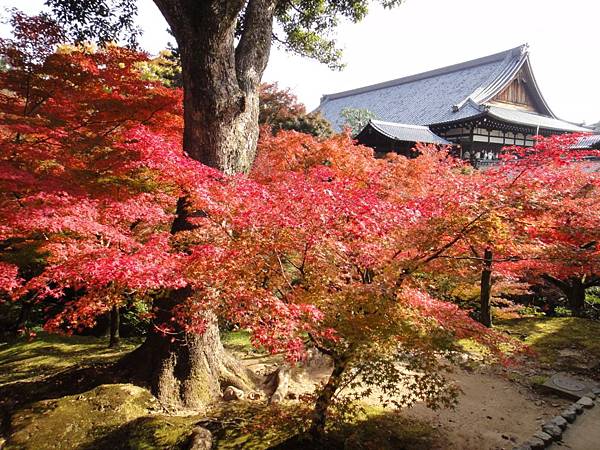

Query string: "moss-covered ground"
[[0, 331, 443, 449], [4, 316, 597, 449], [496, 316, 600, 366], [0, 333, 141, 386]]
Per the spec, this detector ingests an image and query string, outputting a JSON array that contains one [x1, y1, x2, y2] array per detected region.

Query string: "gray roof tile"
[[362, 120, 451, 145], [318, 46, 529, 131], [317, 45, 585, 134], [486, 106, 590, 132]]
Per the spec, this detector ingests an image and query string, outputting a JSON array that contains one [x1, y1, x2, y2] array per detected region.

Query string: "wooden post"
[[479, 248, 493, 328]]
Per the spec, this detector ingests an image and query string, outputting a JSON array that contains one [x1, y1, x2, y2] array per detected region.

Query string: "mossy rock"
[[5, 384, 161, 450]]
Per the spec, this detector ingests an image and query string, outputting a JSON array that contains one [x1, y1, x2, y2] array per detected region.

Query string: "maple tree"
[[0, 16, 502, 419], [416, 134, 600, 322], [3, 13, 600, 440], [259, 82, 332, 138]]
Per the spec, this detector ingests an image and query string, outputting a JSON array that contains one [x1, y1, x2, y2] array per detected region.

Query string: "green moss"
[[0, 332, 140, 386], [529, 375, 548, 386], [5, 384, 160, 450], [211, 402, 300, 449], [83, 415, 201, 450], [221, 330, 253, 352], [496, 317, 600, 365], [336, 411, 440, 450]]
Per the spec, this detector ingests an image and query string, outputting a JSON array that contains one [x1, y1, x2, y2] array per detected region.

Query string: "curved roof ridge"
[[320, 45, 527, 104], [370, 119, 430, 129], [453, 45, 527, 112]]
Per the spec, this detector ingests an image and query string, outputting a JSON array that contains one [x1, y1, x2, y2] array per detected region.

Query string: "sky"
[[1, 0, 599, 124]]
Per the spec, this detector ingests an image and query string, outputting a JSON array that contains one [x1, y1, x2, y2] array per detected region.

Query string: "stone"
[[541, 423, 562, 440], [526, 438, 545, 450], [550, 415, 568, 430], [222, 386, 245, 401], [576, 396, 594, 409], [560, 409, 577, 423], [592, 387, 600, 396], [573, 402, 584, 414], [187, 426, 212, 450], [533, 431, 553, 445], [512, 445, 532, 450], [542, 372, 598, 400], [588, 392, 597, 400]]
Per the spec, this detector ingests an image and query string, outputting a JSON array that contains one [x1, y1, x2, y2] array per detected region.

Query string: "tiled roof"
[[360, 120, 451, 145], [316, 44, 596, 136], [486, 106, 591, 132], [318, 45, 534, 131], [572, 134, 600, 149]]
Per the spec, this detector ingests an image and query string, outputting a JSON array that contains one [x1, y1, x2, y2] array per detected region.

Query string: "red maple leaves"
[[1, 13, 599, 360]]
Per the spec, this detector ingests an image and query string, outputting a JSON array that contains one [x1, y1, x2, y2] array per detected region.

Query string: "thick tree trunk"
[[123, 199, 252, 409], [124, 289, 250, 409], [153, 0, 276, 175], [309, 355, 350, 442], [180, 57, 260, 175], [108, 305, 120, 348], [124, 0, 276, 410], [479, 248, 493, 327]]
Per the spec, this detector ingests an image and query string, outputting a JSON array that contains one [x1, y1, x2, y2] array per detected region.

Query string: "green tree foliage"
[[44, 0, 140, 47], [138, 49, 182, 88], [340, 107, 376, 135], [45, 0, 403, 69]]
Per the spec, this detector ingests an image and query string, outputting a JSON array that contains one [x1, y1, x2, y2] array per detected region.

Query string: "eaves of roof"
[[361, 119, 452, 145]]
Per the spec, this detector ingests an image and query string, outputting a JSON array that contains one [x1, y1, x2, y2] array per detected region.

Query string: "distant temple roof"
[[357, 120, 451, 145], [573, 134, 600, 150], [484, 106, 589, 132], [317, 45, 590, 134]]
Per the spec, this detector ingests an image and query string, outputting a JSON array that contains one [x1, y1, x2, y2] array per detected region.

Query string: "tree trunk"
[[542, 274, 588, 316], [565, 277, 586, 314], [123, 199, 252, 409], [308, 355, 350, 443], [479, 248, 493, 327], [153, 0, 276, 175], [108, 305, 120, 348], [122, 0, 276, 410], [123, 289, 250, 409]]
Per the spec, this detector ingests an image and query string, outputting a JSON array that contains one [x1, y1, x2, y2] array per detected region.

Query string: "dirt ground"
[[400, 367, 569, 450], [244, 352, 571, 450]]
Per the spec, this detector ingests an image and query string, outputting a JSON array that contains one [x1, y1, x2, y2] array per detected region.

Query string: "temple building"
[[316, 45, 595, 165]]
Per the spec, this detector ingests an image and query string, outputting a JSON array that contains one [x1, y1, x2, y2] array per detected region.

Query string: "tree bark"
[[565, 278, 586, 314], [153, 0, 276, 174], [308, 354, 350, 443], [123, 199, 252, 409], [121, 1, 276, 409], [124, 289, 250, 409], [479, 248, 493, 327], [542, 274, 589, 315], [108, 305, 120, 348]]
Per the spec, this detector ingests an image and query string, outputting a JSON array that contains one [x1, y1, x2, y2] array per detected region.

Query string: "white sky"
[[2, 0, 599, 124]]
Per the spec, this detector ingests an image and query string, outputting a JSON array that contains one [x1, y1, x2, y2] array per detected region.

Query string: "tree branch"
[[235, 0, 278, 91], [541, 273, 570, 291]]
